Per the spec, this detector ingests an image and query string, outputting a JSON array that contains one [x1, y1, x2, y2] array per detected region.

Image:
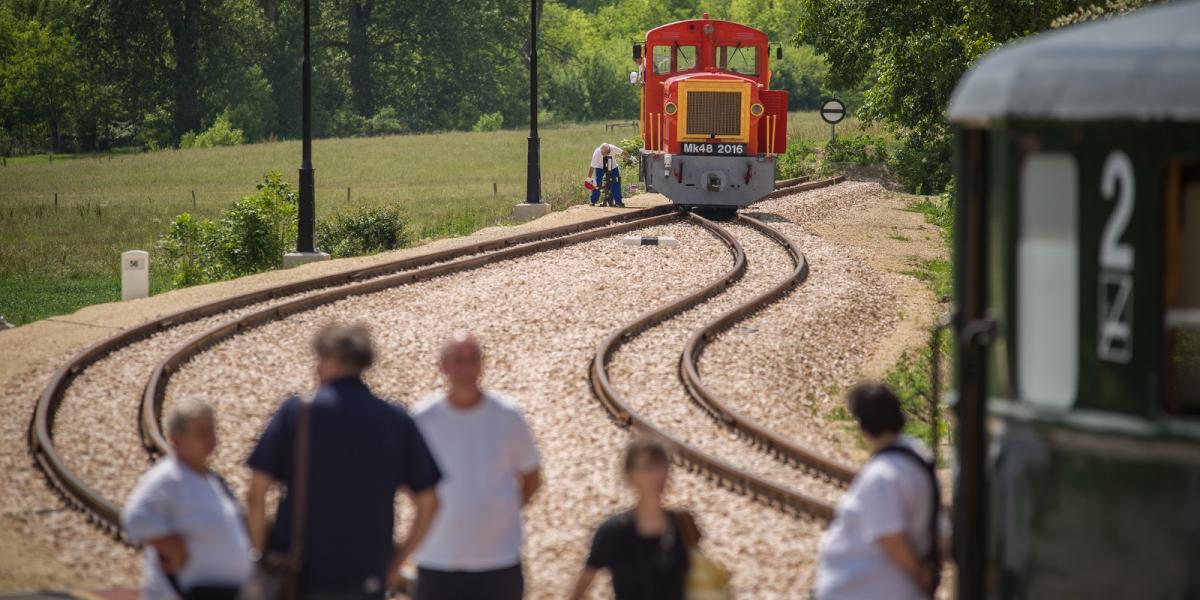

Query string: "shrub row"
[[158, 172, 409, 286]]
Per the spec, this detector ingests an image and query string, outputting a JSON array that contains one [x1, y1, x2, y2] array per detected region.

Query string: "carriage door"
[[1164, 163, 1200, 415]]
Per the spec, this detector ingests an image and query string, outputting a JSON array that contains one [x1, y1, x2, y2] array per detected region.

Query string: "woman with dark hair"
[[567, 436, 701, 600], [814, 382, 944, 600]]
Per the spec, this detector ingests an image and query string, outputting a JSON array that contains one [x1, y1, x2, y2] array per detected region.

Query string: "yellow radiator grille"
[[685, 91, 742, 137]]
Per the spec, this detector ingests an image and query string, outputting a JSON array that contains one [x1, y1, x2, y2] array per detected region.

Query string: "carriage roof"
[[947, 1, 1200, 125]]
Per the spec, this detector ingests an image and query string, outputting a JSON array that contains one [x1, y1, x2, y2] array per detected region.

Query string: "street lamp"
[[284, 0, 330, 267], [525, 0, 541, 205], [513, 0, 551, 220]]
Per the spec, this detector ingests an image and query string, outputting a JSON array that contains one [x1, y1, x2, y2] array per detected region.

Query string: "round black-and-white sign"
[[820, 98, 846, 124]]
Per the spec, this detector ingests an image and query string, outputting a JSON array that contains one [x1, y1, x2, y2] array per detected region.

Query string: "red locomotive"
[[633, 13, 787, 207]]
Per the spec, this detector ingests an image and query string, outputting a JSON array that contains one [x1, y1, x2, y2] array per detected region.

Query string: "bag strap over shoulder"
[[673, 509, 702, 549], [291, 393, 315, 561], [281, 392, 316, 599], [873, 443, 942, 596]]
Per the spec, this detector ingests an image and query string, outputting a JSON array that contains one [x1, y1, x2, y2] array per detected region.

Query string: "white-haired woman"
[[122, 400, 252, 600]]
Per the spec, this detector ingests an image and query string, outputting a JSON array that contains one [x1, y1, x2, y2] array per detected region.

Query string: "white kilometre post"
[[121, 250, 149, 300]]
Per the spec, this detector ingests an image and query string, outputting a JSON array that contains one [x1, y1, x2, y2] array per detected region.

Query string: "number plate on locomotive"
[[680, 142, 746, 156]]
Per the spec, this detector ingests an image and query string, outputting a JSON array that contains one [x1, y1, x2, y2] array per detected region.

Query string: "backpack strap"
[[874, 444, 941, 596], [284, 392, 316, 599], [164, 572, 187, 598]]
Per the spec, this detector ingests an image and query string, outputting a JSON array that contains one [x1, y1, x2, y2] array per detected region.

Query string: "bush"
[[472, 112, 504, 132], [179, 110, 244, 149], [316, 204, 409, 258], [158, 212, 221, 286], [138, 106, 176, 151], [363, 107, 406, 136], [157, 171, 296, 285], [776, 140, 825, 179], [888, 131, 953, 195], [825, 135, 891, 166], [617, 136, 643, 156], [216, 172, 297, 275]]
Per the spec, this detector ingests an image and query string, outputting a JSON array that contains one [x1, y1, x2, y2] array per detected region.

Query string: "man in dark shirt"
[[245, 322, 441, 599]]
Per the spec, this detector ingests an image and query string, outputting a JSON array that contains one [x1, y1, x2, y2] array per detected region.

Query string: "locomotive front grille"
[[685, 91, 742, 137]]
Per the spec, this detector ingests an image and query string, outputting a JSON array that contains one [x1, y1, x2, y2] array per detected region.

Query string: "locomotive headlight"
[[664, 102, 678, 115], [750, 103, 764, 116]]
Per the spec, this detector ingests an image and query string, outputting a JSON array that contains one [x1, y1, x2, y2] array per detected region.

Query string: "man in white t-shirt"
[[411, 331, 542, 600], [814, 383, 944, 600], [123, 400, 253, 600], [587, 143, 631, 207]]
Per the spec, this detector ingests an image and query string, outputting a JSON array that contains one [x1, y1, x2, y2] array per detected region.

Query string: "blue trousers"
[[591, 166, 623, 205]]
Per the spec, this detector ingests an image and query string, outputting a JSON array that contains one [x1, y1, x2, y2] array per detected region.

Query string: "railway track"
[[589, 204, 852, 521], [30, 205, 675, 539], [679, 214, 857, 485], [29, 174, 851, 548]]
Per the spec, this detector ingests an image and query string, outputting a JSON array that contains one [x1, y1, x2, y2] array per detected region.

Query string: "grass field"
[[0, 112, 881, 325]]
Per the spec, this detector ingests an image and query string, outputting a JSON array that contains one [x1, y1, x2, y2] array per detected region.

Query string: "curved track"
[[590, 203, 852, 521], [30, 205, 674, 538], [679, 215, 857, 485], [30, 174, 851, 547]]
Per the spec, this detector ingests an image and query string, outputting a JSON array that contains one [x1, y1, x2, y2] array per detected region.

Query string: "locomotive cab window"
[[676, 45, 697, 71], [718, 45, 757, 76], [652, 44, 698, 74], [1164, 164, 1200, 415]]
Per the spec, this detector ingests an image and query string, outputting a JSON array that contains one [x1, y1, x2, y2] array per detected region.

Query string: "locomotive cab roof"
[[947, 1, 1200, 125], [645, 14, 767, 44]]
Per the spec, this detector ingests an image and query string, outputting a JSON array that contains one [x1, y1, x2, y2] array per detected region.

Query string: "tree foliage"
[[796, 0, 1162, 192], [0, 9, 82, 152], [1, 0, 866, 152]]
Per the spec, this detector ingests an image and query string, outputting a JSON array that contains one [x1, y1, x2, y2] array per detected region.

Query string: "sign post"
[[820, 98, 846, 144]]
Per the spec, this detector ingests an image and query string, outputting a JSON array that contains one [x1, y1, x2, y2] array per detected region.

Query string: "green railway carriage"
[[946, 3, 1200, 598]]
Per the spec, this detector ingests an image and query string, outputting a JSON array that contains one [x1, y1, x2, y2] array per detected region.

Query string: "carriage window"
[[1165, 166, 1200, 415], [652, 45, 698, 74], [1017, 153, 1078, 409], [719, 45, 757, 75]]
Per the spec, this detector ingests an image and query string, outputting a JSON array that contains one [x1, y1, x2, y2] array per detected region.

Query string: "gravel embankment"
[[2, 357, 140, 589], [49, 216, 665, 506], [607, 221, 848, 504], [704, 182, 900, 467], [14, 218, 686, 589], [2, 182, 913, 597], [163, 220, 825, 599]]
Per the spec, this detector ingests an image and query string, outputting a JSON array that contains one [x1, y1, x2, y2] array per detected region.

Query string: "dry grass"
[[0, 114, 880, 324]]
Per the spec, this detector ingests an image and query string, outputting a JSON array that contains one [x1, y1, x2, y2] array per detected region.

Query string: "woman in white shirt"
[[122, 400, 253, 600], [814, 383, 944, 600]]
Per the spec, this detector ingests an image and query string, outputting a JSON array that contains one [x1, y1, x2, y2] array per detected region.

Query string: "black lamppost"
[[297, 0, 316, 252], [524, 0, 541, 204]]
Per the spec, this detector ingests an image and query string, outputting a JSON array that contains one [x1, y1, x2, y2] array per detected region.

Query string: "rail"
[[30, 205, 675, 539], [588, 183, 848, 520], [31, 174, 848, 542], [138, 212, 682, 457], [679, 214, 857, 485]]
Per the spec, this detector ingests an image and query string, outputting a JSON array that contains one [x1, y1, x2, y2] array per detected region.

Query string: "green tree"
[[795, 0, 1160, 193], [0, 11, 83, 151], [76, 0, 264, 145]]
